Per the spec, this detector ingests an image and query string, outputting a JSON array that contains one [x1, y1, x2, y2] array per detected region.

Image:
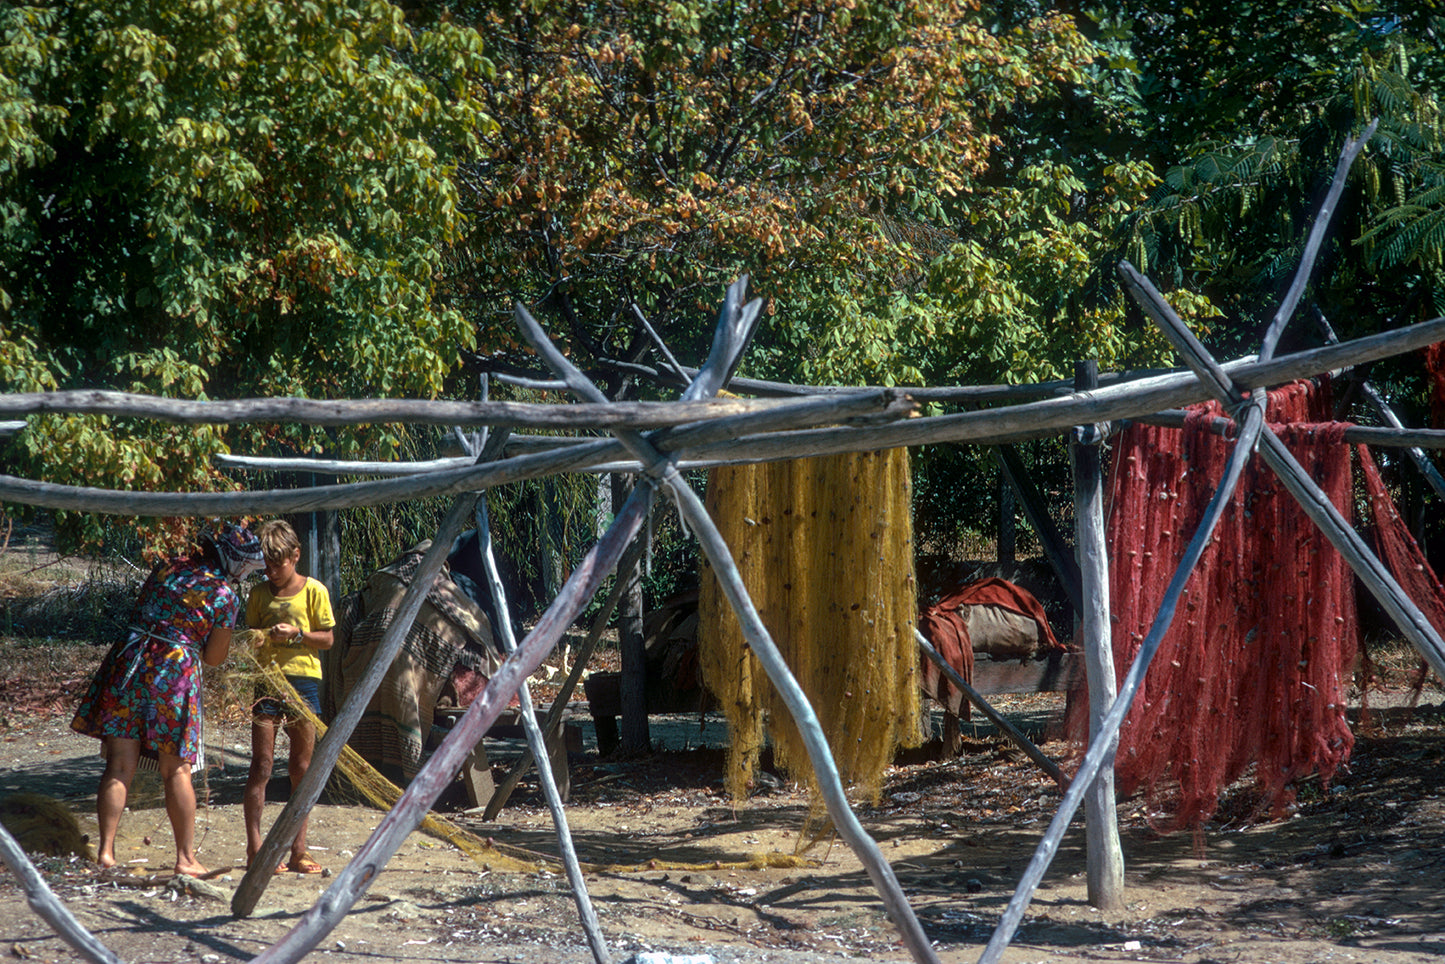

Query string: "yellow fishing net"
[[697, 449, 922, 828]]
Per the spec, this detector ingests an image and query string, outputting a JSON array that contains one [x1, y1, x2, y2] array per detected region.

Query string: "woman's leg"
[[244, 718, 279, 865], [96, 737, 139, 869], [157, 750, 206, 877], [284, 719, 317, 868]]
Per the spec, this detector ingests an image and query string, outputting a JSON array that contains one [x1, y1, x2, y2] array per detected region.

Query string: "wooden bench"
[[582, 671, 713, 756], [582, 651, 1081, 756], [964, 649, 1082, 695]]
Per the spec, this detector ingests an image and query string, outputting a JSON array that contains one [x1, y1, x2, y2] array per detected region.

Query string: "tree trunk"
[[612, 472, 649, 753]]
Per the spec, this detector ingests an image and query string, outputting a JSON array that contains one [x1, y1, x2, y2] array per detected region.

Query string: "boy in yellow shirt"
[[245, 520, 334, 873]]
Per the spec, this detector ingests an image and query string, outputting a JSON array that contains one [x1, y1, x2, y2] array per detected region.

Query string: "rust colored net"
[[1074, 379, 1394, 830], [1426, 342, 1445, 430]]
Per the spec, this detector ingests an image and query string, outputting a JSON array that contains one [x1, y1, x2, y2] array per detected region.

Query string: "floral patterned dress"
[[71, 556, 241, 765]]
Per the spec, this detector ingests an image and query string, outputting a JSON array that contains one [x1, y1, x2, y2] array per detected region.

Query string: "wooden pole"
[[513, 286, 943, 964], [1313, 307, 1445, 500], [1257, 120, 1377, 361], [10, 319, 1445, 517], [231, 489, 482, 917], [248, 486, 659, 964], [614, 472, 650, 754], [978, 382, 1269, 964], [992, 444, 1084, 612], [915, 631, 1067, 789], [1120, 262, 1445, 683], [1070, 360, 1124, 912], [482, 537, 650, 820], [475, 496, 611, 964], [0, 824, 122, 964], [463, 377, 610, 963], [998, 467, 1015, 569]]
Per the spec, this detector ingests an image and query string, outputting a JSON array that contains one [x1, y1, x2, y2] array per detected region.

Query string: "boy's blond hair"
[[256, 519, 300, 562]]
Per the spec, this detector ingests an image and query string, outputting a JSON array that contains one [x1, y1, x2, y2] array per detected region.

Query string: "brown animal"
[[919, 577, 1064, 756], [0, 793, 94, 861]]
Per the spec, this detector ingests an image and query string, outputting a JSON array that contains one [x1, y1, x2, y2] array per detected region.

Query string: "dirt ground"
[[2, 632, 1443, 964]]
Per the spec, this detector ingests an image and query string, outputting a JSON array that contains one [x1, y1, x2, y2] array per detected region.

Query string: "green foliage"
[[443, 0, 1093, 379], [0, 0, 492, 551], [1084, 3, 1445, 345]]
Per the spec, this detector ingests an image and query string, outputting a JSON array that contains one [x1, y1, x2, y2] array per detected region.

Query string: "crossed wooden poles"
[[4, 126, 1445, 962]]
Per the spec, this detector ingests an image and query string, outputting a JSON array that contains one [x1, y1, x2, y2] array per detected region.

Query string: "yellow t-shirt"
[[246, 576, 335, 679]]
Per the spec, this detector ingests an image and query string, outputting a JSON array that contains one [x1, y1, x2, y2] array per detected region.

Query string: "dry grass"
[[1, 537, 143, 642]]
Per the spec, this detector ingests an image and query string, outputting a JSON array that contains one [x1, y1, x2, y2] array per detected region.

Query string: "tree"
[[437, 0, 1096, 385], [1075, 2, 1445, 348], [0, 0, 491, 549]]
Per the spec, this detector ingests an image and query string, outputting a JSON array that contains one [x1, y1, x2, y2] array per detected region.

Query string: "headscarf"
[[205, 523, 264, 580]]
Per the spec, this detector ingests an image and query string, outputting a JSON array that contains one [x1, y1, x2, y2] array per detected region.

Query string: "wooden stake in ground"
[[513, 281, 943, 964], [978, 367, 1270, 964], [231, 488, 483, 917], [249, 485, 659, 964], [1069, 359, 1124, 912], [472, 491, 611, 964]]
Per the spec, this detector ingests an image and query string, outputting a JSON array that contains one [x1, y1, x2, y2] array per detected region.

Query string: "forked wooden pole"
[[0, 824, 121, 964], [248, 486, 658, 964], [915, 631, 1067, 789], [978, 381, 1268, 964], [513, 282, 943, 964], [1121, 263, 1445, 683], [482, 537, 648, 821], [232, 492, 480, 916], [475, 495, 611, 964], [461, 380, 610, 964], [1313, 307, 1445, 500], [1070, 360, 1124, 912]]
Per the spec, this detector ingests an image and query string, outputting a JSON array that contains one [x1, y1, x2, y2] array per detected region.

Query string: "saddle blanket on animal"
[[327, 543, 501, 779], [919, 577, 1062, 717]]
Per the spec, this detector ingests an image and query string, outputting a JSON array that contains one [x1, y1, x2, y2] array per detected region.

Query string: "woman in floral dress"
[[72, 524, 263, 876]]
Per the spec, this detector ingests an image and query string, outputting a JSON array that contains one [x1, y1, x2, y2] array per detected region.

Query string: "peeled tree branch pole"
[[7, 317, 1445, 517], [915, 630, 1067, 789], [977, 350, 1270, 964], [1119, 263, 1445, 683], [0, 824, 122, 964], [459, 407, 610, 963], [232, 489, 483, 916], [474, 492, 610, 964], [243, 278, 756, 964], [511, 280, 943, 964], [249, 486, 658, 964]]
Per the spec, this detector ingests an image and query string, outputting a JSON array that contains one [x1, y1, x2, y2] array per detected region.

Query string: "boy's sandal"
[[287, 854, 324, 874], [244, 857, 288, 875]]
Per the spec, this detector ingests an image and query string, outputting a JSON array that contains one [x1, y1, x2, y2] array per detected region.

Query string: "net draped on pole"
[[1080, 380, 1360, 829], [698, 449, 923, 811]]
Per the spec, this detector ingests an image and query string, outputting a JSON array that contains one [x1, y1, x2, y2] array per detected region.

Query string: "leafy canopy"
[[442, 0, 1095, 384], [0, 0, 493, 549]]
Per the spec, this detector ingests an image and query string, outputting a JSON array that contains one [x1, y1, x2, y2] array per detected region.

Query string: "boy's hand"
[[268, 622, 300, 642]]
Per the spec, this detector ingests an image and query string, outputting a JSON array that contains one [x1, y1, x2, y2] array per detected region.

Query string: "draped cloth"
[[326, 543, 500, 779], [919, 577, 1063, 718]]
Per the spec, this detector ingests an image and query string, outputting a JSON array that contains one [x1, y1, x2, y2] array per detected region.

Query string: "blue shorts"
[[253, 675, 321, 723]]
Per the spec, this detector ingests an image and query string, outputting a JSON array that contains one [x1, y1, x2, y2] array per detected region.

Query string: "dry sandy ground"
[[3, 673, 1445, 964]]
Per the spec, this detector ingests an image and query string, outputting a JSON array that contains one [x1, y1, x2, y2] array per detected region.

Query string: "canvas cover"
[[326, 542, 500, 778]]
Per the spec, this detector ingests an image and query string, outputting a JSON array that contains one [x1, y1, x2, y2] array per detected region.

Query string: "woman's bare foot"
[[96, 853, 117, 870], [173, 858, 209, 877]]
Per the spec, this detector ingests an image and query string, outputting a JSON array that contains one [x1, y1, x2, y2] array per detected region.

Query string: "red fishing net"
[[1425, 342, 1445, 430], [1076, 380, 1365, 830]]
